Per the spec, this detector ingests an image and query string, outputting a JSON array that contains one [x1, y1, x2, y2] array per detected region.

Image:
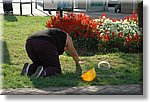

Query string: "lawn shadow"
[[29, 72, 81, 89], [118, 52, 143, 66], [118, 52, 143, 78], [4, 15, 18, 22], [76, 47, 99, 56], [1, 40, 11, 64]]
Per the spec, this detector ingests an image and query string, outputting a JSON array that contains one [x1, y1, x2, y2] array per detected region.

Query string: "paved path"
[[0, 1, 131, 19], [1, 84, 142, 95]]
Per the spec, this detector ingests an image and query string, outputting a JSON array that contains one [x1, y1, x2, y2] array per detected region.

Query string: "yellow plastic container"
[[81, 68, 96, 82]]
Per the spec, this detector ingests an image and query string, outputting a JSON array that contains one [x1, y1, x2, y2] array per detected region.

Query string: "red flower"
[[129, 15, 133, 20], [102, 13, 106, 17], [112, 19, 116, 22], [137, 37, 141, 45], [133, 14, 138, 22], [106, 34, 111, 40], [116, 18, 120, 21], [118, 33, 121, 37], [124, 16, 129, 21], [112, 31, 115, 38], [128, 34, 134, 42], [134, 33, 139, 39], [104, 38, 107, 43], [46, 20, 51, 28]]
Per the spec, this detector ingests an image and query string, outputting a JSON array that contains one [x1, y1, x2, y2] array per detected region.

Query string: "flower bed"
[[95, 12, 143, 53], [46, 12, 143, 53]]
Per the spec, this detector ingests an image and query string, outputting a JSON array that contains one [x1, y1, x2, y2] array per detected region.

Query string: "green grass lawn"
[[1, 15, 143, 89]]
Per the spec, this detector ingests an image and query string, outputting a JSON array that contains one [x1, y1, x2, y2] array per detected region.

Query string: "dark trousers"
[[26, 39, 61, 77], [3, 0, 13, 12]]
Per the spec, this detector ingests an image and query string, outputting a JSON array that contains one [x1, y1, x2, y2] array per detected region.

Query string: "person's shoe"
[[20, 63, 30, 76], [8, 11, 13, 15], [4, 11, 9, 15], [31, 66, 44, 78]]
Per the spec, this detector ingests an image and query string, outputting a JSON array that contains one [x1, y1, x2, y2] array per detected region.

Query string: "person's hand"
[[76, 64, 82, 75], [79, 61, 86, 64]]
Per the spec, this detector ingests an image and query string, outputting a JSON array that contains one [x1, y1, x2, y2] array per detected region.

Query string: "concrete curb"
[[1, 84, 143, 95]]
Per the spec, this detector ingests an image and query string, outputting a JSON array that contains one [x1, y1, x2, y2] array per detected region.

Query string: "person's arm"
[[66, 34, 82, 74]]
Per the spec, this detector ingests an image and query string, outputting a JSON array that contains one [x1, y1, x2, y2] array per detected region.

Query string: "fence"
[[0, 0, 42, 15]]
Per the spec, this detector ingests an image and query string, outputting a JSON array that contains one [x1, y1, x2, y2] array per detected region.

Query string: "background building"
[[74, 0, 142, 14]]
